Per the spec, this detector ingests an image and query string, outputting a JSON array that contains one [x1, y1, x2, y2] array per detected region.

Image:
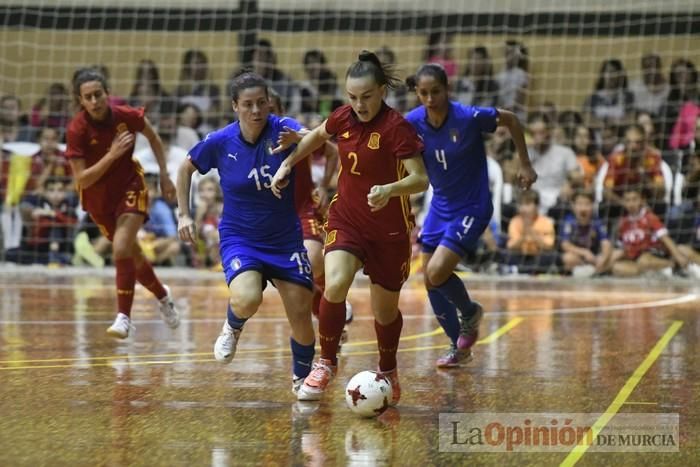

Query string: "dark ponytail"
[[346, 50, 403, 89], [405, 63, 449, 91]]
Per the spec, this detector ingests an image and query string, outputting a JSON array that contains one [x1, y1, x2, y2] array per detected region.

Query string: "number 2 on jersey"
[[248, 165, 273, 191], [347, 152, 361, 175], [435, 149, 447, 170]]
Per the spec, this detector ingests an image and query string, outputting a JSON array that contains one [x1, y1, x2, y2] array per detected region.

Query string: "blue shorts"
[[220, 239, 313, 290], [419, 208, 491, 257]]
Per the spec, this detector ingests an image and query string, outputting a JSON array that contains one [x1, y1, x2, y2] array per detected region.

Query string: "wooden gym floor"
[[0, 267, 698, 466]]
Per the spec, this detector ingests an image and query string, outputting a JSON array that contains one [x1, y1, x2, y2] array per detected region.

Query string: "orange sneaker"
[[378, 368, 401, 406], [297, 358, 336, 401]]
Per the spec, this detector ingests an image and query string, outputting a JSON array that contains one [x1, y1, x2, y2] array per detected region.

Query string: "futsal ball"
[[345, 370, 392, 417]]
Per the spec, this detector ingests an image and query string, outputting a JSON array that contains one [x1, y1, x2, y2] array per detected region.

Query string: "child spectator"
[[610, 186, 688, 277], [501, 190, 558, 274], [138, 173, 181, 265], [559, 190, 613, 276], [194, 176, 222, 269], [6, 176, 77, 264]]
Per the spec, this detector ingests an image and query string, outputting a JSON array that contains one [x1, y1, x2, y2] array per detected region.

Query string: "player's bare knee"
[[229, 293, 262, 318], [323, 272, 353, 302], [425, 261, 449, 287]]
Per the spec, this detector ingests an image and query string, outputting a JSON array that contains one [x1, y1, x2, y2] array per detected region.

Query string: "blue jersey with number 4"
[[406, 102, 497, 220], [188, 114, 304, 249]]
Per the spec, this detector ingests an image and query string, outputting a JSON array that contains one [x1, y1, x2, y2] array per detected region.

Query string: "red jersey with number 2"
[[324, 103, 423, 241]]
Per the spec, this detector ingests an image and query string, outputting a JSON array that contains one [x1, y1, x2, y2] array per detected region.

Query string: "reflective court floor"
[[1, 268, 699, 466]]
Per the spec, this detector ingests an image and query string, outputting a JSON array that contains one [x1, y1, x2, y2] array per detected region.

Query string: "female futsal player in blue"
[[176, 72, 316, 396], [405, 64, 537, 367]]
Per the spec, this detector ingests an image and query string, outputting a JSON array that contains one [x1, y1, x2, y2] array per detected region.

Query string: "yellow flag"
[[4, 153, 32, 206]]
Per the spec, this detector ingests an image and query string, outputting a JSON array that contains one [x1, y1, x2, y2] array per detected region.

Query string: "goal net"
[[0, 0, 698, 277]]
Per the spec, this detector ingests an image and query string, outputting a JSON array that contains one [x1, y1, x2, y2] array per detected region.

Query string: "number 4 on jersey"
[[435, 149, 447, 170]]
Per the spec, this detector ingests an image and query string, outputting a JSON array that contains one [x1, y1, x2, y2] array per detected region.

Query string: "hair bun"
[[358, 50, 382, 69]]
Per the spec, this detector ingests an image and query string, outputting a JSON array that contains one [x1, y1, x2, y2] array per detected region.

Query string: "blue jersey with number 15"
[[188, 114, 304, 249], [406, 101, 497, 219]]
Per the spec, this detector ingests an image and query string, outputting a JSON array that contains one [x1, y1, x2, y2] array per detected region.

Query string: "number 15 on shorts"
[[290, 251, 311, 274]]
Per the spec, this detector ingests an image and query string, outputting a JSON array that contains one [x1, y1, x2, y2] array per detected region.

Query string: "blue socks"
[[435, 274, 476, 320], [428, 289, 460, 345], [290, 338, 315, 378], [227, 305, 248, 330]]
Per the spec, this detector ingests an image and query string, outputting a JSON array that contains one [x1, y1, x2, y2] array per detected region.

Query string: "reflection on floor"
[[0, 271, 698, 465]]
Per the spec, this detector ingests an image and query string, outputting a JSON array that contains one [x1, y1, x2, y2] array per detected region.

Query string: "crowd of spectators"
[[1, 37, 698, 278]]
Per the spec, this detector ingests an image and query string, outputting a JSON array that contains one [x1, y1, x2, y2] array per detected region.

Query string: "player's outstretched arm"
[[497, 109, 537, 189], [367, 156, 429, 212], [270, 123, 331, 198], [176, 158, 198, 244], [142, 117, 176, 203]]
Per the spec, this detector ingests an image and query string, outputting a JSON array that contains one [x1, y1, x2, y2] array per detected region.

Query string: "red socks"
[[135, 261, 167, 300], [375, 311, 403, 372], [115, 258, 136, 317], [318, 297, 346, 365], [311, 274, 325, 317]]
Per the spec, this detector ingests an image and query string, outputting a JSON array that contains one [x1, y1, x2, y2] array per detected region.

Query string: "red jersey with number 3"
[[65, 105, 146, 214], [324, 103, 423, 241], [617, 207, 668, 259]]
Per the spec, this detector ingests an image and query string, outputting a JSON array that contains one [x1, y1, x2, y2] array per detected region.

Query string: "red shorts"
[[89, 177, 149, 241], [324, 220, 411, 291], [300, 213, 324, 244]]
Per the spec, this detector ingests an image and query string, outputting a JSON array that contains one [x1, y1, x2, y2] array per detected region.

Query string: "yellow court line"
[[478, 317, 524, 344], [560, 320, 683, 467], [0, 318, 522, 371], [0, 327, 446, 365], [343, 327, 443, 348]]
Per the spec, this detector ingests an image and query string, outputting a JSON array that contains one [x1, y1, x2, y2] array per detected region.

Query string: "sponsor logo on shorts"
[[231, 257, 242, 270]]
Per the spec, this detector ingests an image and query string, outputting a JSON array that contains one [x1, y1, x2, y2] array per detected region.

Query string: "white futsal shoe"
[[106, 312, 133, 339]]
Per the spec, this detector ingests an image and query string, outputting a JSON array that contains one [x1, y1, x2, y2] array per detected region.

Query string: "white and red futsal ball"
[[345, 371, 392, 417]]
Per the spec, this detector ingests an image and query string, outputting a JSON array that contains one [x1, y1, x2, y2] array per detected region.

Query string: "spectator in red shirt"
[[610, 186, 687, 277]]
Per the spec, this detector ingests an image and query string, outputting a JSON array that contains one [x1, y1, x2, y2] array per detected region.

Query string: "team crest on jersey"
[[367, 132, 381, 150], [325, 229, 337, 246], [116, 123, 128, 134], [90, 138, 98, 145], [450, 128, 459, 143], [231, 257, 242, 271], [341, 131, 350, 139]]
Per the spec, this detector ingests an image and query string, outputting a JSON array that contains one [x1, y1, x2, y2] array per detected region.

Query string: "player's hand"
[[270, 162, 291, 199], [109, 132, 134, 160], [272, 126, 302, 154], [178, 214, 197, 244], [367, 185, 391, 212], [159, 174, 177, 203], [517, 165, 538, 190]]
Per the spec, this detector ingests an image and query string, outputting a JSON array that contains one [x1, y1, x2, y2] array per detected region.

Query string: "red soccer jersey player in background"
[[65, 68, 181, 338], [271, 51, 429, 404]]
